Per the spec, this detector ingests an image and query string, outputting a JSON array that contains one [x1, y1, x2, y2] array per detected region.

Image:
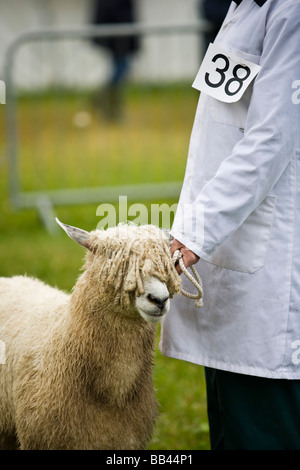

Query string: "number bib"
[[193, 43, 261, 103]]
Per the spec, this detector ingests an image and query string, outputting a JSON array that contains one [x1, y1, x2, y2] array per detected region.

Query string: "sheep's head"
[[56, 219, 181, 323]]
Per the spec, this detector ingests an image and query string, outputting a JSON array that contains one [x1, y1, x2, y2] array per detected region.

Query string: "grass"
[[0, 83, 210, 450]]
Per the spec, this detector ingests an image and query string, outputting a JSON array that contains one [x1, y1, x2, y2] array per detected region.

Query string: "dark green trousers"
[[205, 367, 300, 450]]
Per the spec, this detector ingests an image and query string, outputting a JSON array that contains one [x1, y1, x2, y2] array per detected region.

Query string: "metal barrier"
[[4, 21, 212, 233]]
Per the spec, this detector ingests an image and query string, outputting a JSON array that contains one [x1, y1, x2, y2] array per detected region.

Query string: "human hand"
[[170, 239, 200, 275]]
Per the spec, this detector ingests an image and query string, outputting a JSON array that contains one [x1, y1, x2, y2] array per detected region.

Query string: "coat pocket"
[[206, 195, 276, 273], [210, 93, 250, 130]]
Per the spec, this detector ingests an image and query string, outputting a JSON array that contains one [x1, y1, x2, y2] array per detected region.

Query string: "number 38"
[[205, 53, 251, 97]]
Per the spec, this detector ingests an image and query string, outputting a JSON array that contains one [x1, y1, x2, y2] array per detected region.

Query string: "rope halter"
[[172, 249, 203, 308]]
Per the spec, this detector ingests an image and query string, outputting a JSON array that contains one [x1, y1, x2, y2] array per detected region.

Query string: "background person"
[[91, 0, 140, 120]]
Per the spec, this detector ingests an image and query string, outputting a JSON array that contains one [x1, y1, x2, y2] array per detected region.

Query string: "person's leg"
[[205, 367, 300, 450], [205, 367, 224, 449], [99, 55, 130, 120], [111, 55, 130, 86]]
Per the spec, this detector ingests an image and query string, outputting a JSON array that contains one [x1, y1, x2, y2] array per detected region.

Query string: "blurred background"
[[0, 0, 231, 450]]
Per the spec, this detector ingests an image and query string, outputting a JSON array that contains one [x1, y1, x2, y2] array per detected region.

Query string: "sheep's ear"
[[56, 218, 93, 251]]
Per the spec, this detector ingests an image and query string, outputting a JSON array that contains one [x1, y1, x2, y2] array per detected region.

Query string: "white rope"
[[172, 249, 203, 308]]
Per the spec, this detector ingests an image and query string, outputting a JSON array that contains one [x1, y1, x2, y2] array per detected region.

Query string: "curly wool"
[[85, 224, 181, 309]]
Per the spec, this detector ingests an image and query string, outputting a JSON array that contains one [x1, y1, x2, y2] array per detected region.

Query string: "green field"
[[0, 84, 210, 450]]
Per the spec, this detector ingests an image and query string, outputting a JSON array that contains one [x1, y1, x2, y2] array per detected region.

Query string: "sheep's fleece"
[[0, 223, 181, 450]]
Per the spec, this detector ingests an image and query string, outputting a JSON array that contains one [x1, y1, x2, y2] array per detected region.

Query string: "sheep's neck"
[[66, 285, 156, 407]]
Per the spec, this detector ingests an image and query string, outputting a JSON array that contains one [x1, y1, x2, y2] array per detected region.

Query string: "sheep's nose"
[[147, 293, 169, 311]]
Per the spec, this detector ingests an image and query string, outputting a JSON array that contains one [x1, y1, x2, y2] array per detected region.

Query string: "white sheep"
[[0, 221, 180, 450]]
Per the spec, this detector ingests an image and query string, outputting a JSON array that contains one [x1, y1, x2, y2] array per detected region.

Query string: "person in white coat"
[[160, 0, 300, 449]]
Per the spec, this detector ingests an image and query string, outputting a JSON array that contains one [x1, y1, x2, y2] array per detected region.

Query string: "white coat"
[[160, 0, 300, 379]]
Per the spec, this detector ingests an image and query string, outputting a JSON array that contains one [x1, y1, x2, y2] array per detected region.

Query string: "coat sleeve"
[[172, 3, 300, 260]]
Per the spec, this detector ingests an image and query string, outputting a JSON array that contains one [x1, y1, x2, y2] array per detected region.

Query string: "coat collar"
[[233, 0, 267, 6]]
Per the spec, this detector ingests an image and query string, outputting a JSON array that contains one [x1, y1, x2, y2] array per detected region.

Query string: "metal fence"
[[4, 21, 212, 233]]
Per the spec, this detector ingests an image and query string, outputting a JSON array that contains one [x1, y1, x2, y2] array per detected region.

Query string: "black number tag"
[[193, 43, 261, 103]]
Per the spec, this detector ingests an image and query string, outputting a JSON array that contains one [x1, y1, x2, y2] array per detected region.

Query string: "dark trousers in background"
[[205, 367, 300, 450]]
